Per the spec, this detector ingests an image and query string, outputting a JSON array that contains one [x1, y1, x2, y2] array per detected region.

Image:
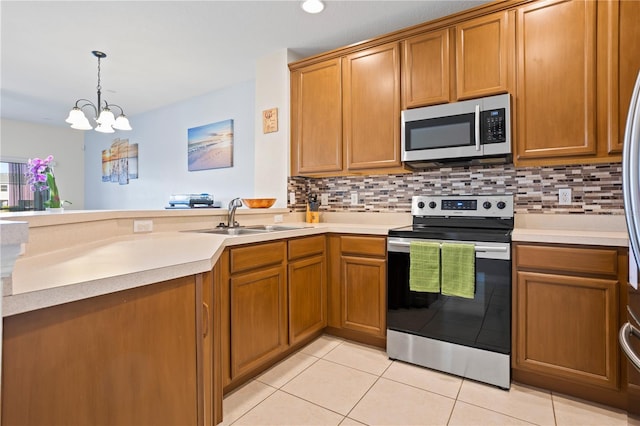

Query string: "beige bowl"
[[242, 198, 276, 208]]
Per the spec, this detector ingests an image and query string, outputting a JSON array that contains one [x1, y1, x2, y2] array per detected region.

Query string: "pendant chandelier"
[[65, 51, 132, 133]]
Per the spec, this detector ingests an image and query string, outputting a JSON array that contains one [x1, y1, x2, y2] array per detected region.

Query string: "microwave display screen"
[[405, 112, 475, 151]]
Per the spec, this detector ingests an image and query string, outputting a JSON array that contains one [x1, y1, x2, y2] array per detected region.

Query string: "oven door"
[[387, 237, 511, 354]]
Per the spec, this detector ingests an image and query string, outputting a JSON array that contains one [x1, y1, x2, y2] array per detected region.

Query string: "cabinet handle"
[[619, 321, 640, 373], [202, 302, 210, 338], [475, 104, 481, 151]]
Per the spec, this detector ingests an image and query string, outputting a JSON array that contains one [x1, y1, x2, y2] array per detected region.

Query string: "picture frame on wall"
[[187, 119, 234, 171]]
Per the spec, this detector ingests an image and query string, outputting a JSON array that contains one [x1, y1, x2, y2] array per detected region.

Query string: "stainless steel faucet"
[[227, 198, 243, 228]]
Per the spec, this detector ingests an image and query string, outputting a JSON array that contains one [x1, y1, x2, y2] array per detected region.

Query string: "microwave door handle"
[[475, 104, 481, 151]]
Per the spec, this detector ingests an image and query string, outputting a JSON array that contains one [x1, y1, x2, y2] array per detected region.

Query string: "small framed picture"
[[262, 108, 278, 134]]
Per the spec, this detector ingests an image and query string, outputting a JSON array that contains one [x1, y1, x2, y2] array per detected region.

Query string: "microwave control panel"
[[481, 108, 506, 143]]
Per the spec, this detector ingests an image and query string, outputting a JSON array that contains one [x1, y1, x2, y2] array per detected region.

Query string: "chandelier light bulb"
[[70, 116, 93, 130], [95, 123, 115, 134], [97, 108, 115, 126], [113, 114, 132, 131], [65, 107, 85, 125]]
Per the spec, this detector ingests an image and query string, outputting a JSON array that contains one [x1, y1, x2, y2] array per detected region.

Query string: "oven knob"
[[497, 201, 506, 209], [417, 201, 425, 209], [483, 201, 492, 209], [428, 201, 437, 209]]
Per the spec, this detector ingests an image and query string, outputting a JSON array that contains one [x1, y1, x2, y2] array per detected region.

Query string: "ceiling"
[[1, 0, 489, 128]]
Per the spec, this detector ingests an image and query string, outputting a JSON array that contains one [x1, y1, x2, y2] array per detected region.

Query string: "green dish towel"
[[409, 241, 441, 292], [441, 242, 475, 299]]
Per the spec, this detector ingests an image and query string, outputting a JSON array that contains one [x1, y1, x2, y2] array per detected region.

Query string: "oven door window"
[[405, 113, 476, 151], [387, 251, 511, 354]]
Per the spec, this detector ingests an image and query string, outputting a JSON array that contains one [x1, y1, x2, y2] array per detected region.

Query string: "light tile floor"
[[222, 335, 630, 425]]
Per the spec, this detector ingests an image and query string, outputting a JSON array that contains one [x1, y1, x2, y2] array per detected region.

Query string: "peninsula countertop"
[[4, 222, 393, 317]]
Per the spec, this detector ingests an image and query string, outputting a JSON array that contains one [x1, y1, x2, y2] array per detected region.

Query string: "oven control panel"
[[412, 195, 513, 218]]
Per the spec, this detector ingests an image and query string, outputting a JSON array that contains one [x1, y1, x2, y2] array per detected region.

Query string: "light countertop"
[[2, 210, 630, 317], [512, 214, 629, 247], [4, 222, 392, 317]]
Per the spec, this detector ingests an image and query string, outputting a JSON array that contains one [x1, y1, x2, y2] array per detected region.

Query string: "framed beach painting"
[[188, 119, 234, 171]]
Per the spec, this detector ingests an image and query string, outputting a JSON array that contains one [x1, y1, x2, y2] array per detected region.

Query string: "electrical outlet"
[[273, 214, 283, 223], [321, 193, 329, 206], [350, 192, 359, 205], [559, 188, 572, 205], [133, 220, 153, 233], [289, 192, 296, 205]]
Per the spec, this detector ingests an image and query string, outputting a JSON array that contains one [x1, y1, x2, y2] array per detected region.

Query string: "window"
[[0, 161, 44, 211]]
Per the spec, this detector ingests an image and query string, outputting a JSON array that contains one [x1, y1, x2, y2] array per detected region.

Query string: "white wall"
[[0, 118, 85, 209], [253, 49, 301, 208], [83, 81, 256, 210]]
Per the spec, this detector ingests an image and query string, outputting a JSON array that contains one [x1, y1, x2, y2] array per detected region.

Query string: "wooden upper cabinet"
[[456, 11, 509, 100], [290, 58, 342, 175], [599, 0, 640, 155], [402, 28, 452, 108], [515, 0, 597, 162], [343, 42, 402, 171]]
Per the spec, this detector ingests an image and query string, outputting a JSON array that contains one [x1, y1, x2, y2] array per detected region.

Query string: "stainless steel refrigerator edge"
[[620, 69, 640, 419]]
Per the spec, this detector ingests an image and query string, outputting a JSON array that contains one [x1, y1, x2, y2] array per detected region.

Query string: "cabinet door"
[[230, 265, 287, 379], [343, 42, 401, 170], [289, 254, 327, 345], [402, 29, 451, 108], [341, 255, 386, 337], [514, 270, 620, 390], [600, 0, 640, 155], [290, 58, 343, 175], [515, 0, 597, 162], [2, 276, 200, 426], [456, 11, 509, 100]]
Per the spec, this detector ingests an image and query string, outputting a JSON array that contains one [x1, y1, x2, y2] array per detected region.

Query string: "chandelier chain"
[[96, 56, 102, 93]]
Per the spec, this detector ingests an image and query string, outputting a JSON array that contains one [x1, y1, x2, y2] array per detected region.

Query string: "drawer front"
[[341, 235, 386, 258], [288, 235, 325, 261], [515, 244, 618, 277], [231, 241, 285, 274]]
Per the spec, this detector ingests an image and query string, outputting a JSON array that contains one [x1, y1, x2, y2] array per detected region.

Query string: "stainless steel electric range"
[[387, 194, 514, 389]]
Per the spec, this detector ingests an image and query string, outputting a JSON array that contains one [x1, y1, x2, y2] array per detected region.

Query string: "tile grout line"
[[227, 381, 279, 426]]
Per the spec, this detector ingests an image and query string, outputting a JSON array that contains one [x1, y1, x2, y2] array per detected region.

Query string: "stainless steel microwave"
[[401, 93, 511, 169]]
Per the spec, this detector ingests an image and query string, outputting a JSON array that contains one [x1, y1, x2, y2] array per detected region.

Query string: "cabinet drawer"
[[515, 244, 618, 277], [230, 241, 285, 274], [341, 235, 386, 258], [288, 235, 325, 261]]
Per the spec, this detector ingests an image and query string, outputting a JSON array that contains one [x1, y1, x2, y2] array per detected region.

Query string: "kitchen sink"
[[243, 225, 307, 232], [189, 224, 307, 236]]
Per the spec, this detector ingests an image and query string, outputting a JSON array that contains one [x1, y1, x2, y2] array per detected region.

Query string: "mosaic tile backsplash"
[[287, 162, 624, 215]]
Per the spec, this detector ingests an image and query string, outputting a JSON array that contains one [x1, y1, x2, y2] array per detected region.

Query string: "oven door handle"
[[388, 241, 508, 253]]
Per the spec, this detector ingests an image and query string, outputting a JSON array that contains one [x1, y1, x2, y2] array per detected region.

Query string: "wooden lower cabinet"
[[224, 241, 287, 385], [2, 275, 213, 426], [221, 237, 327, 392], [328, 234, 387, 347], [230, 264, 287, 378], [513, 243, 629, 409], [288, 235, 327, 345]]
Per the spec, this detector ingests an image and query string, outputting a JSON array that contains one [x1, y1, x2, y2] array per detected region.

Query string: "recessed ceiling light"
[[302, 0, 325, 14]]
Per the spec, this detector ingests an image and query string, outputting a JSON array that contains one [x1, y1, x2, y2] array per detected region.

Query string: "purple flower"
[[25, 155, 55, 193]]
